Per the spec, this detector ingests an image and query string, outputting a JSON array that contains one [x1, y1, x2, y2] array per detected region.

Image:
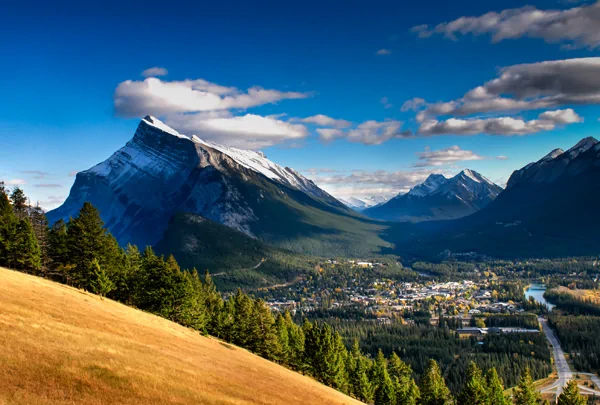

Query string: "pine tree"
[[66, 202, 109, 289], [486, 368, 510, 405], [375, 373, 397, 405], [13, 217, 41, 272], [348, 339, 374, 403], [285, 311, 305, 372], [10, 187, 28, 219], [419, 359, 452, 405], [397, 378, 420, 405], [372, 350, 395, 405], [89, 258, 115, 298], [231, 289, 254, 348], [275, 313, 290, 364], [457, 362, 487, 405], [248, 299, 281, 361], [28, 202, 48, 273], [557, 380, 587, 405], [388, 352, 419, 405], [47, 219, 69, 268], [0, 187, 17, 268], [514, 368, 542, 405]]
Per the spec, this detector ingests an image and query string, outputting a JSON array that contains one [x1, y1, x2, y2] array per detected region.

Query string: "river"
[[524, 283, 555, 310]]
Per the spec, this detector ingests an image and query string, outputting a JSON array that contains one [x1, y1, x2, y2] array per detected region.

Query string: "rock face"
[[364, 170, 502, 222], [47, 116, 347, 248]]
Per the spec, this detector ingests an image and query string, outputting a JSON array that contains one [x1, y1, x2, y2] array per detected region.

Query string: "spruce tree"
[[248, 299, 280, 361], [0, 188, 16, 267], [514, 368, 542, 405], [284, 311, 305, 371], [10, 187, 28, 219], [486, 368, 510, 405], [375, 373, 396, 405], [275, 313, 290, 364], [557, 380, 587, 405], [372, 350, 395, 405], [457, 362, 487, 405], [419, 359, 452, 405], [66, 202, 109, 289], [47, 219, 69, 268], [89, 258, 115, 298], [349, 339, 374, 403]]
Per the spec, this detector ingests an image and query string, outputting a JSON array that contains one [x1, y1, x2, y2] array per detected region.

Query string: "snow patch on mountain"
[[142, 115, 333, 201]]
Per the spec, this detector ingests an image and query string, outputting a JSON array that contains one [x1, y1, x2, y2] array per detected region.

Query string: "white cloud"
[[418, 109, 583, 136], [376, 49, 392, 55], [39, 195, 66, 211], [306, 169, 443, 200], [6, 179, 26, 185], [33, 184, 62, 188], [165, 113, 308, 150], [419, 58, 600, 119], [316, 128, 345, 143], [412, 1, 600, 49], [346, 120, 411, 145], [414, 145, 485, 167], [141, 67, 168, 77], [298, 114, 351, 128], [20, 170, 49, 179], [114, 77, 309, 117], [401, 97, 426, 112]]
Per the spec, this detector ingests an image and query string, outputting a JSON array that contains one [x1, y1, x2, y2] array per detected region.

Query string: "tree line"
[[0, 184, 588, 405]]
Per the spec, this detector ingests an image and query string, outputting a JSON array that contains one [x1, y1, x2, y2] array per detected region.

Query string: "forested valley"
[[0, 182, 589, 405]]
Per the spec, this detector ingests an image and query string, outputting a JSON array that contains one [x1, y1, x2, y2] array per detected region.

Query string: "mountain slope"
[[0, 267, 363, 405], [154, 212, 317, 290], [393, 137, 600, 258], [47, 116, 390, 257], [364, 170, 502, 222]]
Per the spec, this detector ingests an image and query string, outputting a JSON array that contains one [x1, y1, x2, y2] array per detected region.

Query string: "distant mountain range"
[[48, 117, 600, 265], [340, 196, 389, 212], [363, 170, 502, 222], [396, 137, 600, 258]]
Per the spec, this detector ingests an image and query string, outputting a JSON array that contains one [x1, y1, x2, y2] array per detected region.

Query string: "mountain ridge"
[[363, 169, 502, 222]]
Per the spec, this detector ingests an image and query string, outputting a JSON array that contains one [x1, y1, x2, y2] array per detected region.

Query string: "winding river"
[[525, 283, 555, 310]]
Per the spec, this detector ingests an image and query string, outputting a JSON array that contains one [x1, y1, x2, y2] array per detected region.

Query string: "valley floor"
[[0, 267, 362, 405]]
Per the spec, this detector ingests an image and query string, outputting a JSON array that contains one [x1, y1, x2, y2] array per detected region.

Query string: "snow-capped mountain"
[[401, 136, 600, 258], [47, 116, 351, 250], [363, 170, 502, 222], [507, 137, 599, 189], [341, 196, 390, 212]]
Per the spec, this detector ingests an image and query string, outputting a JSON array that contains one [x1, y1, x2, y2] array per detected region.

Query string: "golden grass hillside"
[[0, 267, 363, 405]]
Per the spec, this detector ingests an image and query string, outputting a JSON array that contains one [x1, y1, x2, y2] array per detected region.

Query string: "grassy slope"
[[0, 267, 362, 405]]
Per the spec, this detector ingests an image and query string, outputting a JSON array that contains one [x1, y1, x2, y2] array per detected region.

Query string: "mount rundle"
[[47, 116, 351, 250]]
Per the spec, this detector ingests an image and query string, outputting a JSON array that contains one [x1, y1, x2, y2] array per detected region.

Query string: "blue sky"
[[1, 0, 599, 207]]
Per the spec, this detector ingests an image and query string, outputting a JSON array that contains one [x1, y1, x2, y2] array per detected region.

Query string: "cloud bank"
[[413, 1, 600, 49]]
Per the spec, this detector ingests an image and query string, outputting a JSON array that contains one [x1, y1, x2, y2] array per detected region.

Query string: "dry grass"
[[554, 286, 600, 304], [0, 267, 363, 405]]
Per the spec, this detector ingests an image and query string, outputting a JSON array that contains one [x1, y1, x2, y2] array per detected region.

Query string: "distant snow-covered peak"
[[407, 173, 447, 197], [540, 148, 564, 163], [456, 169, 495, 186], [564, 136, 599, 160], [139, 115, 330, 201], [142, 115, 187, 139]]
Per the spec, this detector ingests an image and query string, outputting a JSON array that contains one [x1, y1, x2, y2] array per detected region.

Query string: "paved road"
[[538, 317, 600, 399]]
